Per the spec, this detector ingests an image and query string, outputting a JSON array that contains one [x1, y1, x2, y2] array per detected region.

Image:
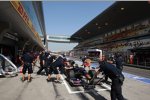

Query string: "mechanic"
[[50, 55, 66, 82], [46, 55, 57, 82], [96, 56, 125, 100], [64, 60, 75, 79], [115, 53, 124, 72], [21, 50, 34, 82], [37, 51, 49, 75], [37, 51, 45, 75]]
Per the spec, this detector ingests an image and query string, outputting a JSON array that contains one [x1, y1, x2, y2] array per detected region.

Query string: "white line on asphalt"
[[60, 75, 72, 94], [101, 83, 111, 90], [60, 75, 87, 94], [96, 89, 109, 91]]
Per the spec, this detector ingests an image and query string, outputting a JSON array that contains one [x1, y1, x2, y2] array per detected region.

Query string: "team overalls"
[[99, 61, 124, 100], [22, 52, 33, 74]]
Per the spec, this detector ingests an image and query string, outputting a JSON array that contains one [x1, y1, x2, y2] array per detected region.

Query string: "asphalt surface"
[[0, 59, 150, 100], [123, 66, 150, 79]]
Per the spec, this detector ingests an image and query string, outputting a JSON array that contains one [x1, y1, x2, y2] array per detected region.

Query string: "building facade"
[[0, 1, 47, 60], [71, 1, 150, 67]]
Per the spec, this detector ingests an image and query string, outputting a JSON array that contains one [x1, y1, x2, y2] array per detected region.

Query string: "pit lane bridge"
[[41, 35, 78, 43]]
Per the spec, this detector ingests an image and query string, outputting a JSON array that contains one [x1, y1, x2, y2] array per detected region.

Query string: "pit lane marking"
[[60, 75, 111, 94], [123, 72, 150, 84], [100, 83, 111, 90], [60, 75, 84, 94]]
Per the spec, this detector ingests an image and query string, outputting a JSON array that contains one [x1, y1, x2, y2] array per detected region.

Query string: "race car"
[[64, 60, 103, 88]]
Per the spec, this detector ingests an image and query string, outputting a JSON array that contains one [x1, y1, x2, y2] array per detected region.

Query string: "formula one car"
[[64, 60, 105, 89]]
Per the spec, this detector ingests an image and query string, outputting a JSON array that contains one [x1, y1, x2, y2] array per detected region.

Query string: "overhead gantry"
[[44, 35, 78, 43]]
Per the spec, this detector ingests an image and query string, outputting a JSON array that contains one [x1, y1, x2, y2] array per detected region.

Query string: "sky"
[[43, 1, 114, 52]]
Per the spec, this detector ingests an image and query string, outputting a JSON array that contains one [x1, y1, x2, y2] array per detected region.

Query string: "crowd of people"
[[17, 50, 66, 83]]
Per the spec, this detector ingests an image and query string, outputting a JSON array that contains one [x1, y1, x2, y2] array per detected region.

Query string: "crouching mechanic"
[[96, 57, 125, 100], [47, 55, 57, 81], [49, 55, 66, 82]]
